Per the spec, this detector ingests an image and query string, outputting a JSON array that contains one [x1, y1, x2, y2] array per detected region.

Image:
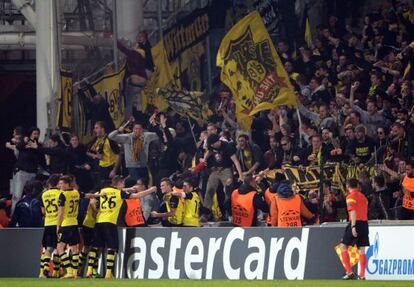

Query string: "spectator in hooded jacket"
[[9, 180, 43, 227]]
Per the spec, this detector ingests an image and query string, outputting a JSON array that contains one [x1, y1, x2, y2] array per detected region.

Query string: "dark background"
[[0, 72, 36, 197]]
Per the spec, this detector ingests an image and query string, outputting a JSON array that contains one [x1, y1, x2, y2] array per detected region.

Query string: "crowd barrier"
[[0, 224, 413, 280]]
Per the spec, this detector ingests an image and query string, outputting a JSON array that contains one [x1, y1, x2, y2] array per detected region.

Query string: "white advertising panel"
[[363, 226, 414, 280]]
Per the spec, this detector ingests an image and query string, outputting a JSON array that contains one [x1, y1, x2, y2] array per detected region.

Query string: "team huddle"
[[39, 174, 163, 279], [39, 172, 203, 279]]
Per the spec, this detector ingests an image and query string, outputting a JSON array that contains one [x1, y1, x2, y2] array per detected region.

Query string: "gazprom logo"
[[366, 232, 414, 276], [366, 233, 380, 274]]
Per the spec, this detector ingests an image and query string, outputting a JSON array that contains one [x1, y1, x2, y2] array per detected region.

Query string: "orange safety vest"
[[402, 176, 414, 210], [275, 194, 302, 227], [125, 198, 146, 226], [231, 190, 255, 227], [264, 189, 274, 225]]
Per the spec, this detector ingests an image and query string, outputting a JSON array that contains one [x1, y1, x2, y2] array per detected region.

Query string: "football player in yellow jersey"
[[39, 174, 61, 278], [78, 196, 98, 277], [56, 175, 100, 279], [172, 177, 201, 227], [150, 178, 185, 227], [86, 175, 157, 279]]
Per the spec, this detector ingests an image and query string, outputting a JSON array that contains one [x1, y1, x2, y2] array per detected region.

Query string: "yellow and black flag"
[[217, 11, 297, 131], [141, 41, 173, 113], [156, 86, 212, 122], [56, 70, 73, 129], [304, 10, 312, 49]]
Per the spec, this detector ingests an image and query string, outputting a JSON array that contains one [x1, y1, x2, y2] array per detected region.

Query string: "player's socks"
[[71, 253, 79, 277], [60, 252, 71, 274], [86, 248, 97, 276], [52, 254, 61, 277], [92, 260, 99, 276], [359, 254, 367, 278], [43, 255, 51, 274], [341, 250, 353, 274], [39, 254, 46, 276], [105, 250, 116, 279]]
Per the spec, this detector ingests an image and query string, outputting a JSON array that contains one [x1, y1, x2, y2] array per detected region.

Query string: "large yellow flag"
[[141, 41, 172, 112], [217, 11, 297, 130]]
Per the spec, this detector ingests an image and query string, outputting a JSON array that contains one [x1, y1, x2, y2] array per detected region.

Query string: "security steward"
[[230, 175, 268, 227], [401, 160, 414, 220], [123, 178, 147, 227], [269, 182, 314, 227]]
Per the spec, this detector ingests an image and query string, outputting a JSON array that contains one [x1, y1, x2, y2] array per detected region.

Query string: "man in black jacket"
[[11, 127, 45, 215]]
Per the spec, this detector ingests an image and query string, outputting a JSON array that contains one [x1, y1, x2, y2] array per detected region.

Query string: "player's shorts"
[[81, 226, 95, 247], [42, 225, 58, 248], [94, 223, 119, 250], [58, 225, 80, 246], [341, 220, 370, 247], [400, 207, 414, 220]]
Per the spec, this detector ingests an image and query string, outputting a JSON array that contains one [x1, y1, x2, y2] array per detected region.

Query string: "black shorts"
[[42, 226, 58, 248], [400, 207, 414, 220], [81, 226, 95, 247], [94, 223, 118, 250], [341, 221, 370, 247], [58, 225, 80, 246]]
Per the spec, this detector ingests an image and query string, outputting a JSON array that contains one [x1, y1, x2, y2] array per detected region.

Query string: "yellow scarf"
[[132, 136, 142, 160]]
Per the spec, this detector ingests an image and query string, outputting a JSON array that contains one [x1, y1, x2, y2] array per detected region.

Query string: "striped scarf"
[[132, 136, 142, 161]]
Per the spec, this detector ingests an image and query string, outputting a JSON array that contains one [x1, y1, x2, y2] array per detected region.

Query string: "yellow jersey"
[[164, 193, 185, 225], [90, 137, 118, 168], [59, 189, 81, 227], [82, 201, 97, 228], [96, 187, 129, 225], [183, 191, 200, 227], [41, 188, 61, 226]]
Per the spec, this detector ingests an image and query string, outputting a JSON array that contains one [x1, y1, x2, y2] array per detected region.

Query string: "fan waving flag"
[[217, 11, 297, 130]]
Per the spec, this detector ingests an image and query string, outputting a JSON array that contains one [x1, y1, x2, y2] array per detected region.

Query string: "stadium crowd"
[[1, 0, 414, 278]]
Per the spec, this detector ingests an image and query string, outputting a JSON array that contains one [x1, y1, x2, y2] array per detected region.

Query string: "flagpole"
[[296, 108, 303, 148], [186, 116, 198, 147]]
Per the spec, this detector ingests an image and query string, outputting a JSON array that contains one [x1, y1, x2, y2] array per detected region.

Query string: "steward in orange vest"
[[401, 161, 414, 220], [263, 174, 287, 226], [123, 178, 158, 227], [231, 175, 268, 227], [269, 183, 314, 227]]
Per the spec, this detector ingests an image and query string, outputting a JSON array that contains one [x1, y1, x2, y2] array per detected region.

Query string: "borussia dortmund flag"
[[335, 244, 360, 268], [141, 41, 173, 112], [156, 86, 212, 122], [217, 11, 297, 130], [56, 70, 73, 129]]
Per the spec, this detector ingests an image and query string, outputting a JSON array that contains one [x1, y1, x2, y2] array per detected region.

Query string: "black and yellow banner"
[[141, 41, 173, 112], [91, 66, 126, 129], [142, 36, 210, 121], [56, 70, 73, 129], [217, 11, 297, 130], [156, 86, 212, 122], [265, 163, 377, 195], [163, 7, 209, 62], [77, 65, 126, 144]]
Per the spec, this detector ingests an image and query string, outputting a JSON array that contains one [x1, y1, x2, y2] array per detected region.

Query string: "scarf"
[[132, 136, 142, 161]]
